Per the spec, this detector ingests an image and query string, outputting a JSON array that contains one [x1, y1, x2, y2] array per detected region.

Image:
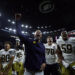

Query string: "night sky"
[[0, 0, 75, 30]]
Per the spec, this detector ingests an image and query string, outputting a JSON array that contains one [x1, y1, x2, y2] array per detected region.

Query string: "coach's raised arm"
[[15, 14, 46, 75]]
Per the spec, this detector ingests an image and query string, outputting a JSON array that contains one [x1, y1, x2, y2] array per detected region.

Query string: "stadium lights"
[[57, 29, 61, 31], [13, 29, 16, 33], [61, 28, 65, 30], [29, 26, 32, 29], [8, 19, 11, 22], [41, 26, 44, 29], [47, 31, 49, 34], [25, 25, 28, 28], [12, 21, 15, 24], [50, 31, 52, 33], [21, 24, 24, 27], [32, 32, 35, 35], [54, 30, 57, 32], [37, 26, 40, 29], [45, 26, 47, 28], [0, 13, 2, 16], [49, 26, 51, 27], [21, 31, 25, 34], [25, 32, 28, 34], [43, 31, 46, 34], [5, 27, 8, 30], [9, 28, 12, 31]]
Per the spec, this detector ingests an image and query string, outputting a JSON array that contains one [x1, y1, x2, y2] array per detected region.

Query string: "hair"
[[4, 41, 12, 47], [47, 36, 53, 42], [34, 30, 42, 35], [47, 36, 52, 39], [61, 31, 68, 36]]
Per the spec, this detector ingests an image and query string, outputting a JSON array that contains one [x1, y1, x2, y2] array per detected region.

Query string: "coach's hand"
[[40, 63, 46, 71]]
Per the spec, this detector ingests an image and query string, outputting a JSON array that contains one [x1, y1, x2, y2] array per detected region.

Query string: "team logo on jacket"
[[33, 41, 36, 44]]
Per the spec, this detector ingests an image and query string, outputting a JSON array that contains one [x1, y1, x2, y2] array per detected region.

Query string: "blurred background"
[[0, 0, 75, 46]]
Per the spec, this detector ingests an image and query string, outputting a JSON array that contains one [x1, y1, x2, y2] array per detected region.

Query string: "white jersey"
[[56, 37, 75, 64], [0, 49, 15, 68], [14, 49, 25, 63], [44, 43, 58, 64]]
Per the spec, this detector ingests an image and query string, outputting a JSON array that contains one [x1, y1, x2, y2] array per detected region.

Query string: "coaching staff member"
[[15, 14, 46, 75]]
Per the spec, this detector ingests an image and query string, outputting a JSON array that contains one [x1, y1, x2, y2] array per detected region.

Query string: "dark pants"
[[44, 63, 60, 75]]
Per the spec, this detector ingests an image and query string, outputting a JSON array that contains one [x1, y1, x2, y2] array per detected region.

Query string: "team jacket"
[[16, 21, 45, 71]]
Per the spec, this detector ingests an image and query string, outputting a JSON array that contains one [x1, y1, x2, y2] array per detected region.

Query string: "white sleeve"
[[21, 51, 25, 63], [9, 49, 16, 57], [13, 52, 18, 63], [0, 50, 3, 57], [0, 51, 1, 57], [55, 44, 58, 50], [56, 39, 59, 45], [44, 43, 46, 47], [62, 60, 70, 68], [13, 57, 18, 63]]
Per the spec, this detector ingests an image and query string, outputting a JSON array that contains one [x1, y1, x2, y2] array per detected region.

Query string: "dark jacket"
[[16, 21, 45, 71]]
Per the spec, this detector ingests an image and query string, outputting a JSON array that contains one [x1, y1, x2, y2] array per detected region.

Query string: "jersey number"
[[1, 55, 10, 62], [17, 53, 22, 58], [61, 44, 72, 53], [46, 49, 55, 55]]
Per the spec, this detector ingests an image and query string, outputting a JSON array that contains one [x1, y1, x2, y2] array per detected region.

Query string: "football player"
[[56, 31, 75, 75], [0, 41, 15, 75], [13, 38, 25, 75], [44, 36, 60, 75]]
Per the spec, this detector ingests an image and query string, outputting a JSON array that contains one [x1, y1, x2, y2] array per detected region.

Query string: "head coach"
[[15, 14, 46, 75]]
